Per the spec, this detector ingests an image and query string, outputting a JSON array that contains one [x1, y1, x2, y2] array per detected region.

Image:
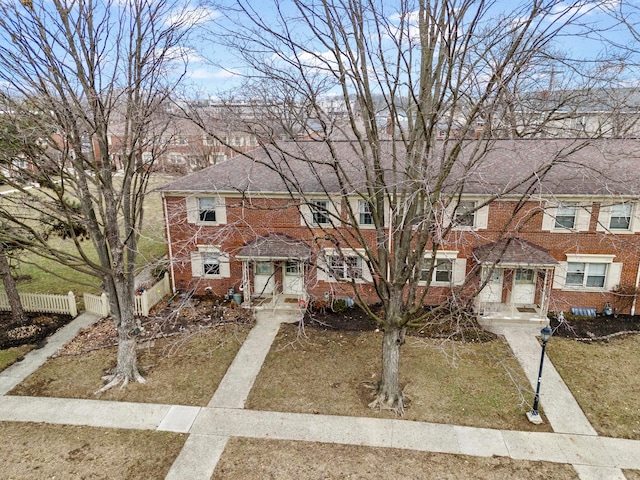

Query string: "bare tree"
[[0, 0, 196, 390], [201, 0, 612, 413]]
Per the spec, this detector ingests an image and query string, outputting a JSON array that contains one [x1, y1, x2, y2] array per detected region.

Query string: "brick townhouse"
[[160, 138, 640, 323]]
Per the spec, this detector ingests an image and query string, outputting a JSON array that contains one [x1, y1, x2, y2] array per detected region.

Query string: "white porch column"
[[242, 261, 251, 303], [540, 268, 550, 317]]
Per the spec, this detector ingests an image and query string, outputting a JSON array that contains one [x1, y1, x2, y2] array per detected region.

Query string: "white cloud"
[[164, 46, 204, 63], [188, 68, 240, 80], [551, 0, 620, 17], [165, 5, 220, 28]]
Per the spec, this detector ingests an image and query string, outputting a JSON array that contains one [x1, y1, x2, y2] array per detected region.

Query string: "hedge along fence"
[[0, 291, 78, 317], [84, 273, 171, 318]]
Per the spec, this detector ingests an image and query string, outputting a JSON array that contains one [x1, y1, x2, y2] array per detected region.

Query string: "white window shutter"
[[632, 203, 640, 233], [475, 205, 489, 230], [190, 251, 203, 277], [316, 255, 329, 282], [347, 197, 359, 226], [596, 204, 611, 232], [575, 206, 592, 232], [300, 203, 312, 226], [362, 257, 373, 282], [215, 197, 227, 225], [541, 205, 556, 231], [186, 197, 198, 223], [219, 252, 231, 278], [553, 262, 567, 289], [605, 262, 622, 291], [453, 258, 467, 285], [441, 203, 455, 229]]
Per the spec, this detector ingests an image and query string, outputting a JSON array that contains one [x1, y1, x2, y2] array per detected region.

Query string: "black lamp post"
[[527, 325, 552, 424]]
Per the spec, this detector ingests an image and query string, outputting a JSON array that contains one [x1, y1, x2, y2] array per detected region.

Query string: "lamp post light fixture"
[[526, 325, 552, 425]]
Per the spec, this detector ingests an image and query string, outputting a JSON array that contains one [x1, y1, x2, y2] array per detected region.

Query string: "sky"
[[176, 0, 639, 98], [0, 0, 636, 99]]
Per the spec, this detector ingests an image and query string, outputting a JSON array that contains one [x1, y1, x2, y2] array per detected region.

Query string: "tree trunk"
[[0, 248, 25, 324], [369, 325, 406, 415], [95, 278, 145, 393]]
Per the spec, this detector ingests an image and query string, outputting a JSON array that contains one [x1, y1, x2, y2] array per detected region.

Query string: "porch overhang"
[[472, 237, 558, 269], [236, 233, 311, 261]]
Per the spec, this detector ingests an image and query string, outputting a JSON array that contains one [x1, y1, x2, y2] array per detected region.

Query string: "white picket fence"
[[0, 290, 78, 317], [83, 273, 171, 318]]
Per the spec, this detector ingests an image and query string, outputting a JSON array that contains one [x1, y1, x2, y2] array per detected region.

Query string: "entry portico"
[[473, 238, 557, 324], [236, 234, 311, 308]]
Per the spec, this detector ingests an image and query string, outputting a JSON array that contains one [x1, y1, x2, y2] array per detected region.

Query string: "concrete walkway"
[[1, 310, 639, 480], [491, 323, 624, 480]]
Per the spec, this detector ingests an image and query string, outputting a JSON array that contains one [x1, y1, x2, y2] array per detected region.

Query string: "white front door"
[[479, 267, 503, 303], [512, 268, 536, 304], [254, 261, 275, 296], [283, 261, 304, 294]]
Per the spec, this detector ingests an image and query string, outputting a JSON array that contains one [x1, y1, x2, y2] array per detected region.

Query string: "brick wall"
[[164, 194, 640, 313]]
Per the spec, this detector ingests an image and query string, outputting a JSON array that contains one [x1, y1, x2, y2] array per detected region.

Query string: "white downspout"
[[162, 193, 177, 294], [632, 262, 640, 316]]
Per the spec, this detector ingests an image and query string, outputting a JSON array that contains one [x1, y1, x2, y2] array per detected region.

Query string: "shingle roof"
[[160, 138, 640, 197], [236, 234, 311, 260], [473, 238, 558, 267]]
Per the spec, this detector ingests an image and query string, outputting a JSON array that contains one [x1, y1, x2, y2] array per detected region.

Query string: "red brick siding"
[[164, 195, 640, 313]]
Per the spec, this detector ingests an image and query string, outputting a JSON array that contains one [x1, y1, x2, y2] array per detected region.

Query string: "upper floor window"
[[566, 262, 607, 288], [359, 200, 373, 225], [311, 199, 330, 225], [203, 136, 218, 146], [555, 202, 577, 229], [198, 197, 216, 222], [454, 201, 476, 227], [610, 203, 632, 230]]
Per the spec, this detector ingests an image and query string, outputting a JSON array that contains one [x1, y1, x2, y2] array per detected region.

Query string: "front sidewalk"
[[1, 310, 637, 480]]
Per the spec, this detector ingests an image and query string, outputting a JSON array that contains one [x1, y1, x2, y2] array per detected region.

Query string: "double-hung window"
[[555, 202, 576, 229], [202, 252, 221, 276], [329, 255, 363, 280], [198, 197, 216, 222], [609, 203, 632, 230], [359, 200, 373, 225], [454, 201, 476, 227], [421, 259, 453, 283], [566, 262, 607, 288], [191, 246, 229, 278], [311, 200, 330, 225]]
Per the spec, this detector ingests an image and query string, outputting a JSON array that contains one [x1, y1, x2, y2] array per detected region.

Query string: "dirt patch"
[[0, 312, 72, 349], [550, 313, 640, 341]]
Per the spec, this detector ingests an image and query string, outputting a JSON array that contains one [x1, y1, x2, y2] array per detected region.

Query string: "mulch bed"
[[550, 313, 640, 341], [303, 304, 497, 342], [4, 296, 639, 353], [57, 295, 254, 355], [0, 295, 254, 355], [0, 312, 73, 350], [305, 304, 640, 344]]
